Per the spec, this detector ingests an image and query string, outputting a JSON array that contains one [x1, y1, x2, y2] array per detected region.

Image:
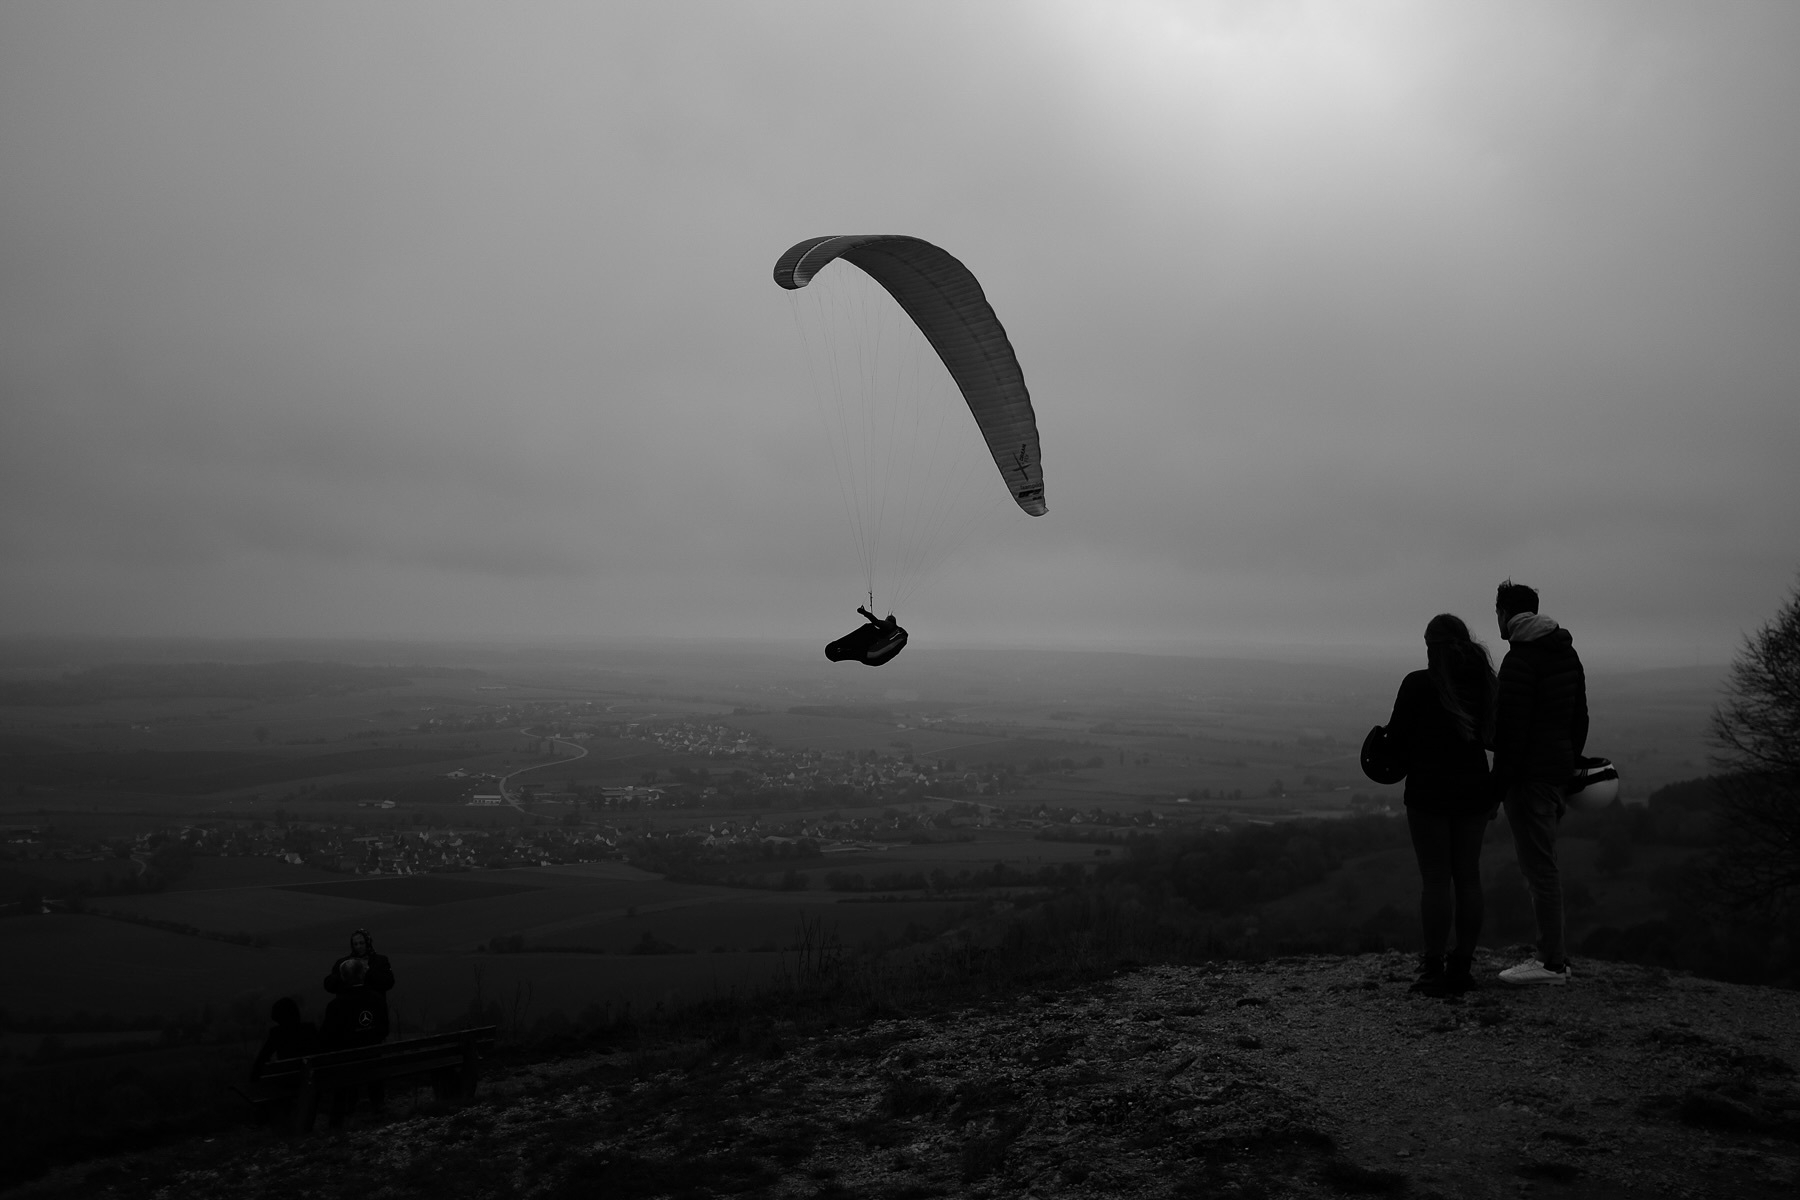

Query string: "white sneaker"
[[1498, 958, 1571, 986]]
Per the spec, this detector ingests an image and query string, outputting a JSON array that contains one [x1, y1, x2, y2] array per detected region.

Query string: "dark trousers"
[[1405, 807, 1488, 958], [1503, 781, 1567, 966]]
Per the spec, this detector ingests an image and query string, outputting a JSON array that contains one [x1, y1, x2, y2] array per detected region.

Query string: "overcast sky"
[[2, 1, 1795, 665]]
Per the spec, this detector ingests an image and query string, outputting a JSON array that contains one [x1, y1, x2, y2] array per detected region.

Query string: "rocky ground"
[[9, 949, 1799, 1199]]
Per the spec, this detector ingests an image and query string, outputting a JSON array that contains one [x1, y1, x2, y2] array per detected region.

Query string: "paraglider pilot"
[[826, 605, 908, 666]]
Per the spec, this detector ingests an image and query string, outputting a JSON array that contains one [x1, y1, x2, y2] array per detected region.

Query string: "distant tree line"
[[1705, 577, 1800, 912], [0, 659, 474, 706], [972, 775, 1796, 985], [1588, 574, 1800, 986], [1099, 815, 1415, 915], [626, 834, 824, 882]]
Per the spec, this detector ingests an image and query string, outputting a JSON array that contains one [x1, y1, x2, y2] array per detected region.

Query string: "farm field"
[[538, 895, 969, 955], [0, 1028, 163, 1059], [844, 836, 1116, 864], [0, 915, 323, 1020], [164, 855, 346, 890], [0, 913, 803, 1028], [1, 641, 1721, 831], [1, 638, 1730, 1040], [89, 856, 982, 958], [89, 885, 414, 935], [0, 857, 140, 897], [78, 860, 720, 950], [7, 853, 985, 1026], [0, 826, 1718, 1029]]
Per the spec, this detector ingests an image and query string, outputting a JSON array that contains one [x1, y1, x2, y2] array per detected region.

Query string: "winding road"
[[497, 729, 589, 810]]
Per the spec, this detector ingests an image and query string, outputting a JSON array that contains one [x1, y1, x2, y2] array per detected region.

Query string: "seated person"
[[250, 996, 317, 1079], [248, 996, 319, 1127], [825, 605, 908, 666]]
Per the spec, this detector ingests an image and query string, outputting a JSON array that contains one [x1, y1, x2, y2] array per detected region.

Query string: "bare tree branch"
[[1707, 577, 1800, 910]]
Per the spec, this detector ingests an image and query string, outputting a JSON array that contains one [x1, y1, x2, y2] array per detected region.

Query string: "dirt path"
[[14, 950, 1796, 1199]]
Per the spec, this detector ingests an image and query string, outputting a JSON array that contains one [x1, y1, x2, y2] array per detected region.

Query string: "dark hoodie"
[[250, 998, 318, 1077], [319, 982, 388, 1049], [1493, 613, 1588, 788], [324, 930, 394, 1039], [1384, 669, 1492, 813]]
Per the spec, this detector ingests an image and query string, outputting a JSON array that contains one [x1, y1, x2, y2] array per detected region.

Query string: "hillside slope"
[[14, 951, 1798, 1199]]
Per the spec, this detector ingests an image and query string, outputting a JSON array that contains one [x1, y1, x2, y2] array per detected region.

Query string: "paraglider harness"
[[826, 601, 909, 666]]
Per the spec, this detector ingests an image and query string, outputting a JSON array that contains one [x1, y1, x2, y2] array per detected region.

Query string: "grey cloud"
[[1, 1, 1795, 658]]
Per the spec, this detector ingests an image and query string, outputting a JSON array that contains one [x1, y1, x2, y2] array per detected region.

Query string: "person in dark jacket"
[[1384, 613, 1497, 996], [322, 931, 394, 1123], [247, 996, 318, 1127], [250, 996, 317, 1078], [1491, 580, 1588, 986], [319, 957, 389, 1049], [319, 956, 389, 1126], [324, 928, 394, 1030]]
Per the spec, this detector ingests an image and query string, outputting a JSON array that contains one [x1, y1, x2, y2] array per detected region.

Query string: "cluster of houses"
[[413, 703, 536, 733], [257, 820, 635, 873], [7, 699, 1212, 898], [676, 799, 1172, 852], [1, 818, 624, 880], [3, 824, 112, 864], [8, 793, 1196, 905], [620, 720, 760, 759]]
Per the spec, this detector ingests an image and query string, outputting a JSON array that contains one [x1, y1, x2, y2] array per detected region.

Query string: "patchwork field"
[[1, 915, 323, 1020], [89, 886, 413, 935], [535, 895, 968, 955], [5, 853, 984, 1025], [0, 914, 801, 1028], [282, 876, 544, 906], [1, 639, 1729, 1045]]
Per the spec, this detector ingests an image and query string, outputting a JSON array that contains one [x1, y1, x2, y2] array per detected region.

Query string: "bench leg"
[[292, 1084, 320, 1135], [460, 1042, 482, 1101]]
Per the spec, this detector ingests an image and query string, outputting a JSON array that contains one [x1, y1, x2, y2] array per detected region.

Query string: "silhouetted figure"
[[1384, 614, 1497, 997], [1492, 580, 1588, 987], [324, 927, 394, 1021], [247, 996, 317, 1126], [321, 957, 389, 1047], [826, 605, 908, 666], [251, 996, 318, 1077], [321, 955, 390, 1125]]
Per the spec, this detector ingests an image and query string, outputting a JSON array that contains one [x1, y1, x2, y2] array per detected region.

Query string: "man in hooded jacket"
[[319, 957, 390, 1126], [324, 928, 394, 1031], [1492, 580, 1588, 985], [321, 929, 394, 1121]]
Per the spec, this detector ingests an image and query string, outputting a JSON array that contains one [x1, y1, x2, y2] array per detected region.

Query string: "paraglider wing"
[[774, 235, 1045, 515]]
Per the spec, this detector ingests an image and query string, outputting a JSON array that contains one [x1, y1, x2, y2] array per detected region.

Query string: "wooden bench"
[[250, 1025, 498, 1133]]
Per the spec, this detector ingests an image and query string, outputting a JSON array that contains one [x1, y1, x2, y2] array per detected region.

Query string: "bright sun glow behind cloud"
[[0, 1, 1795, 661]]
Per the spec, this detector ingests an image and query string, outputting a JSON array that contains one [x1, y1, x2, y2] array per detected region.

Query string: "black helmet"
[[1360, 725, 1407, 786]]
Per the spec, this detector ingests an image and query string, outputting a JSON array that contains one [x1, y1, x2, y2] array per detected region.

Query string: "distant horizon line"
[[0, 630, 1731, 672]]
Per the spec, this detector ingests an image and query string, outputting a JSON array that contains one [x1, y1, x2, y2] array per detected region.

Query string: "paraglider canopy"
[[774, 235, 1045, 516]]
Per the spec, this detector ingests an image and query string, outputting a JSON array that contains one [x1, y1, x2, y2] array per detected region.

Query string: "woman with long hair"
[[1384, 613, 1497, 994]]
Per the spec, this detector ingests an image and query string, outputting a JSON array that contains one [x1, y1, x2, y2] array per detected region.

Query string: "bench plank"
[[251, 1025, 497, 1133]]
